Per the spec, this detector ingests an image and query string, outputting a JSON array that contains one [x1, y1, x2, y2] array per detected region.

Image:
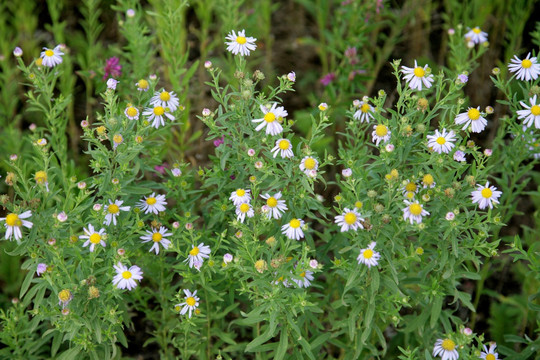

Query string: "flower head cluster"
[[176, 289, 200, 318]]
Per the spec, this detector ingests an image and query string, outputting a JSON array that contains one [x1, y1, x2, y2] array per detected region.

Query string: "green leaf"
[[275, 328, 288, 360], [19, 270, 33, 299], [430, 296, 443, 328]]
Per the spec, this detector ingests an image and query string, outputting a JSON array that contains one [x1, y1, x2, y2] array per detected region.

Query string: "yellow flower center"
[[146, 197, 157, 205], [375, 125, 388, 137], [264, 112, 276, 123], [531, 105, 540, 116], [190, 246, 200, 256], [522, 59, 532, 68], [423, 174, 434, 185], [267, 197, 278, 208], [304, 158, 316, 170], [113, 134, 123, 144], [405, 182, 417, 192], [122, 271, 132, 279], [363, 249, 374, 259], [486, 354, 495, 360], [126, 107, 138, 117], [160, 91, 171, 101], [355, 201, 363, 209], [236, 36, 247, 44], [36, 58, 43, 66], [236, 189, 245, 197], [186, 296, 196, 306], [89, 233, 101, 244], [468, 108, 480, 120], [300, 271, 306, 278], [154, 106, 165, 116], [35, 171, 47, 184], [409, 203, 423, 216], [436, 136, 446, 145], [406, 192, 415, 199], [278, 140, 290, 150], [472, 27, 481, 34], [481, 188, 492, 198], [441, 339, 455, 351], [108, 204, 119, 214], [58, 290, 71, 302], [152, 232, 163, 242], [289, 219, 301, 228], [360, 103, 370, 113], [45, 49, 54, 57], [344, 212, 357, 225], [413, 67, 425, 77], [239, 203, 250, 213], [137, 79, 149, 89], [5, 213, 19, 227]]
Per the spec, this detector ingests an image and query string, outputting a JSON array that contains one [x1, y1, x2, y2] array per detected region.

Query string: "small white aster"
[[260, 192, 288, 219], [235, 202, 254, 223], [401, 180, 419, 199], [0, 210, 33, 241], [517, 95, 540, 128], [427, 129, 457, 154], [357, 242, 381, 268], [508, 52, 540, 81], [124, 105, 139, 120], [299, 156, 319, 175], [464, 26, 488, 44], [372, 124, 391, 145], [140, 226, 172, 255], [402, 200, 430, 224], [142, 105, 175, 128], [229, 188, 251, 206], [40, 45, 64, 67], [281, 218, 305, 240], [175, 289, 200, 318], [80, 224, 106, 252], [138, 193, 167, 214], [225, 29, 257, 56], [401, 60, 434, 91], [432, 338, 459, 360], [291, 270, 314, 288], [480, 343, 499, 360], [353, 101, 374, 123], [271, 138, 294, 158], [185, 243, 211, 268], [150, 89, 180, 112], [471, 181, 502, 210], [104, 199, 130, 226], [334, 208, 364, 232], [112, 262, 143, 291], [455, 106, 487, 133], [422, 174, 436, 188], [252, 103, 287, 136]]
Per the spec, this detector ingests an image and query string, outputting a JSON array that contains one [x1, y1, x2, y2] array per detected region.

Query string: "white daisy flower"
[[517, 95, 540, 128], [136, 79, 149, 92], [353, 101, 374, 123], [299, 156, 319, 175], [80, 224, 106, 252], [455, 106, 487, 133], [271, 138, 294, 158], [292, 270, 314, 288], [401, 60, 434, 91], [138, 193, 167, 214], [432, 338, 459, 360], [124, 105, 139, 120], [508, 52, 540, 81], [372, 124, 391, 145], [402, 200, 430, 224], [140, 226, 172, 255], [175, 289, 200, 318], [401, 180, 419, 199], [225, 29, 257, 56], [427, 129, 457, 154], [464, 26, 488, 44], [357, 242, 381, 268], [150, 89, 180, 112], [142, 105, 175, 129], [229, 188, 251, 206], [260, 192, 288, 219], [422, 174, 436, 188], [236, 202, 254, 223], [281, 218, 305, 240], [186, 243, 211, 268], [0, 210, 33, 241], [471, 181, 502, 210], [480, 343, 499, 360], [334, 208, 364, 232], [112, 262, 143, 291], [40, 45, 64, 67], [58, 289, 72, 309], [252, 103, 287, 136], [104, 199, 130, 226]]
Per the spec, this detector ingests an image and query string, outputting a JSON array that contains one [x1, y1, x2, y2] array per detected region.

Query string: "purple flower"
[[103, 57, 122, 80], [213, 136, 225, 147], [320, 72, 336, 86], [453, 150, 466, 162], [36, 263, 47, 276], [458, 74, 468, 84], [154, 163, 169, 175]]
